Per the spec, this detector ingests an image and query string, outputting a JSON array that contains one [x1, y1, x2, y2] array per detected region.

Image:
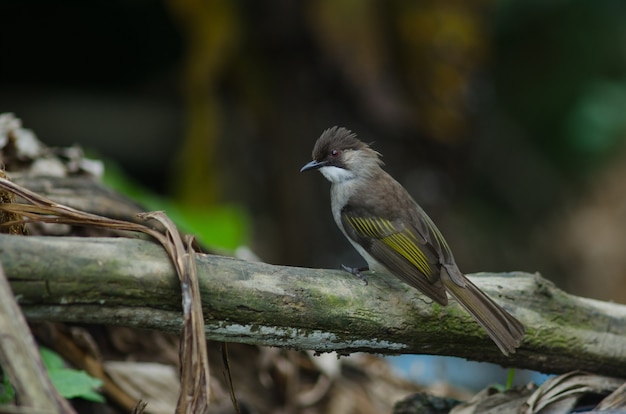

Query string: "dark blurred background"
[[2, 0, 626, 302]]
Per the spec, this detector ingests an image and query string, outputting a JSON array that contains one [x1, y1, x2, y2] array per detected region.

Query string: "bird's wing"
[[341, 208, 449, 305]]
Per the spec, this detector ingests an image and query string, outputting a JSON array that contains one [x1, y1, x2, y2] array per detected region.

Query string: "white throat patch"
[[319, 166, 356, 184]]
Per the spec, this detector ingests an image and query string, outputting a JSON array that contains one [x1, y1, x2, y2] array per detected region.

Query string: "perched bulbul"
[[300, 126, 524, 355]]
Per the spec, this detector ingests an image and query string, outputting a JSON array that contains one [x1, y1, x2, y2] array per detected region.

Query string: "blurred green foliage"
[[0, 368, 15, 404], [494, 0, 626, 175], [102, 160, 249, 251], [566, 81, 626, 165]]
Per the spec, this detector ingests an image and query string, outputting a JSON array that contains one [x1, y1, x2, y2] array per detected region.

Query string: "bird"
[[300, 126, 525, 355]]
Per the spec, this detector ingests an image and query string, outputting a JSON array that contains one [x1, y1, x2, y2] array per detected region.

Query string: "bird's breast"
[[329, 180, 362, 226]]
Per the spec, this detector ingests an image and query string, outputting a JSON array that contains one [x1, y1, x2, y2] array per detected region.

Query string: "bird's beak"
[[300, 159, 327, 172]]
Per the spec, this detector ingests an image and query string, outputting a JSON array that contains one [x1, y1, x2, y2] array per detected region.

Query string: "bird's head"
[[300, 126, 383, 184]]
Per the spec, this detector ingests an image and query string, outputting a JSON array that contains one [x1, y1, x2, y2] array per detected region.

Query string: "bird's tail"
[[442, 267, 525, 356]]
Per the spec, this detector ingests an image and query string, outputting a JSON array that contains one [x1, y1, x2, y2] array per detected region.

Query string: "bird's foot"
[[340, 265, 369, 285]]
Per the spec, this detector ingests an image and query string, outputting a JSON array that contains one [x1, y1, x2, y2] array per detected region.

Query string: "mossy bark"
[[3, 234, 626, 376]]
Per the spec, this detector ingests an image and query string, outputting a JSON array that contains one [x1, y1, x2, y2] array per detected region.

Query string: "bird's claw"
[[340, 264, 369, 285]]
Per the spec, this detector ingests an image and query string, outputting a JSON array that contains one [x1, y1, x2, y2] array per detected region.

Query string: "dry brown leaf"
[[595, 381, 626, 410], [521, 371, 624, 414], [105, 361, 179, 414], [0, 171, 27, 235], [139, 212, 211, 414], [450, 385, 534, 414]]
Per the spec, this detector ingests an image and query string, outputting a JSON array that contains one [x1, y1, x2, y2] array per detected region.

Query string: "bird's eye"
[[330, 149, 339, 157]]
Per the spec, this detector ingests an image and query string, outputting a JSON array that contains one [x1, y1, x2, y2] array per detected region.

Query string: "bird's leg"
[[340, 265, 369, 285]]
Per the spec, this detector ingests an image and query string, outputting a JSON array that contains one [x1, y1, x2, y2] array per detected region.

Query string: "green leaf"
[[506, 368, 516, 389], [47, 369, 105, 403], [2, 349, 105, 403], [39, 346, 65, 370], [39, 347, 105, 403]]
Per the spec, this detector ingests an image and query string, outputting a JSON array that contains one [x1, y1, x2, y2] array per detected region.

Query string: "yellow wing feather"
[[345, 216, 433, 277]]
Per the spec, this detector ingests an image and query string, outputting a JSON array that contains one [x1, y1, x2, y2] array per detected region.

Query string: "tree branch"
[[0, 262, 76, 413], [3, 234, 625, 376]]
